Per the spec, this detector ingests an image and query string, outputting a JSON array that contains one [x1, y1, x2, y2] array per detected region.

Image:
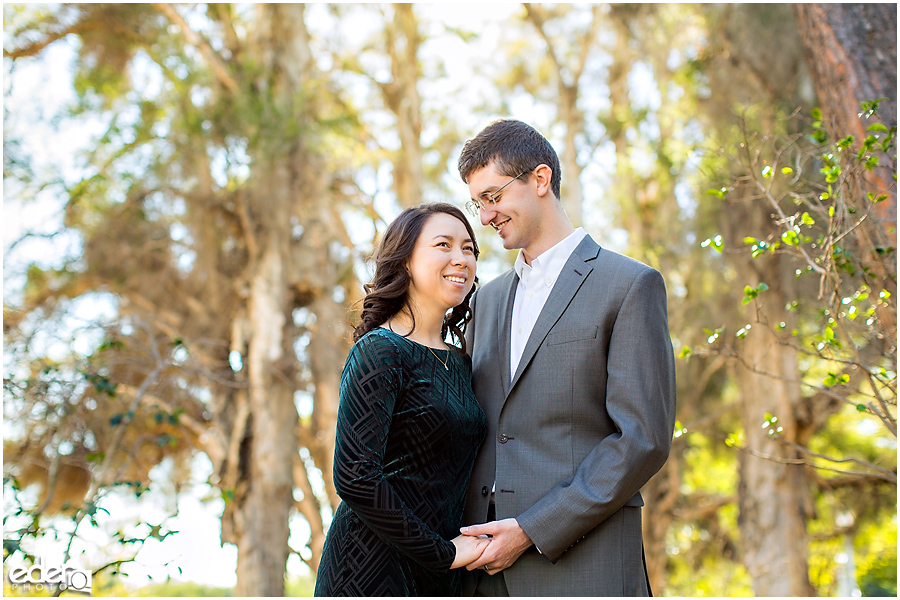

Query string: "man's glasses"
[[465, 170, 530, 217]]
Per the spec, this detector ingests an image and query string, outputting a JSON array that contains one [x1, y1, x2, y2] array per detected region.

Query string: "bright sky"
[[2, 2, 640, 590]]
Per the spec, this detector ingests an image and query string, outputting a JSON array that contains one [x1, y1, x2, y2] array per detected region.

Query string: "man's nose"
[[479, 205, 496, 227]]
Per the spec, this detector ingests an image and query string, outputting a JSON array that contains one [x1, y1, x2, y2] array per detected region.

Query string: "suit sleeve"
[[516, 268, 677, 562], [332, 334, 456, 573]]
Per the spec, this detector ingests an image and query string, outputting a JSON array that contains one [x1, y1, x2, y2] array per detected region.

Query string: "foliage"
[[688, 104, 897, 594], [694, 104, 896, 477], [855, 514, 898, 597]]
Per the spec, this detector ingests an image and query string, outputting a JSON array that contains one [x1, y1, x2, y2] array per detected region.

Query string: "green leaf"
[[781, 167, 793, 175], [825, 326, 835, 341], [757, 282, 768, 292], [873, 194, 888, 203], [86, 452, 105, 463], [856, 404, 867, 412], [828, 206, 835, 217], [811, 107, 823, 120], [866, 122, 889, 133], [801, 212, 815, 225], [678, 347, 693, 359], [701, 234, 723, 253], [4, 539, 21, 558], [761, 165, 772, 178], [704, 326, 724, 343], [743, 236, 758, 244]]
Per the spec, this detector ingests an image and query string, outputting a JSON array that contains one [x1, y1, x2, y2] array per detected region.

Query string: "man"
[[457, 119, 677, 596]]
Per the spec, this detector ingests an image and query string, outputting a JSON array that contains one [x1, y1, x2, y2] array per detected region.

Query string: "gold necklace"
[[428, 346, 449, 371], [387, 319, 450, 370]]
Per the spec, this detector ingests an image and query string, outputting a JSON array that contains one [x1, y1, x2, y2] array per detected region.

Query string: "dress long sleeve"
[[331, 334, 456, 574]]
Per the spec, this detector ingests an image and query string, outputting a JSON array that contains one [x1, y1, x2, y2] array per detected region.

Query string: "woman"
[[315, 203, 488, 596]]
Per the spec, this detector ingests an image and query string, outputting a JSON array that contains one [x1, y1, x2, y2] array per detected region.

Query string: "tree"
[[683, 4, 896, 595], [3, 3, 369, 593]]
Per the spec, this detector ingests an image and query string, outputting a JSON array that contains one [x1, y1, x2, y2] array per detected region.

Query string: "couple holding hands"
[[315, 120, 677, 597]]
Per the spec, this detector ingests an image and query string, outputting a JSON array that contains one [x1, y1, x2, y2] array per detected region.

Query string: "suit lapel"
[[497, 270, 518, 398], [508, 237, 601, 394]]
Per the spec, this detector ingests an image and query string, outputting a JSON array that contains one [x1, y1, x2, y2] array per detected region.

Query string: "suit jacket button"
[[498, 433, 509, 443], [481, 486, 489, 496]]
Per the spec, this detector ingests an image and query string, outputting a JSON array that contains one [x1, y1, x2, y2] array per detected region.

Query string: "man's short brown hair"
[[458, 119, 562, 199]]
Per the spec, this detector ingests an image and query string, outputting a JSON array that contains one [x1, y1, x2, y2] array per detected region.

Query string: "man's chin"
[[499, 234, 519, 250]]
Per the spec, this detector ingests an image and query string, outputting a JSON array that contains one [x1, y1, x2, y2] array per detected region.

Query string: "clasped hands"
[[450, 518, 534, 575]]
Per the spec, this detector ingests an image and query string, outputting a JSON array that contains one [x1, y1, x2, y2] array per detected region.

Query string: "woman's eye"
[[436, 241, 450, 248]]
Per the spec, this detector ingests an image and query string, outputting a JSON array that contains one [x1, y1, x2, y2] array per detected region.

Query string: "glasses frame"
[[465, 169, 531, 217]]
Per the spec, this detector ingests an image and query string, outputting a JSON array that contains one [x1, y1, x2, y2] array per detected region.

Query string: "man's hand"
[[450, 534, 491, 569], [459, 518, 533, 575]]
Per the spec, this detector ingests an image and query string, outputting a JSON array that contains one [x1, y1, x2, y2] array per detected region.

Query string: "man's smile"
[[490, 218, 510, 232]]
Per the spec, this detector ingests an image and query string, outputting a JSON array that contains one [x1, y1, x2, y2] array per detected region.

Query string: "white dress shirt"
[[510, 228, 587, 381]]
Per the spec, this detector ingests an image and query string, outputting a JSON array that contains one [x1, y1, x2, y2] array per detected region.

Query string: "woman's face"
[[406, 212, 477, 316]]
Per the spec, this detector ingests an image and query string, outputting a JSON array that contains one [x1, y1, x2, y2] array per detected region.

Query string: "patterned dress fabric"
[[315, 328, 487, 596]]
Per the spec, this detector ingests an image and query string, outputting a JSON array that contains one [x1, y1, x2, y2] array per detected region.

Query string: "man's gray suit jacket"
[[462, 235, 677, 596]]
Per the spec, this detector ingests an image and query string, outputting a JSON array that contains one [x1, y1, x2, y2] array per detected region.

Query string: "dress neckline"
[[376, 326, 452, 352]]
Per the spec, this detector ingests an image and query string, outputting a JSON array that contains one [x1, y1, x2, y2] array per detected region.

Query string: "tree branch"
[[153, 3, 238, 95], [573, 6, 602, 84], [773, 434, 897, 481], [3, 22, 87, 60], [523, 4, 565, 77], [735, 443, 897, 483]]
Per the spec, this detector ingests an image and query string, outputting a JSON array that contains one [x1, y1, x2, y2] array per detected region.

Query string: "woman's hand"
[[450, 533, 490, 569]]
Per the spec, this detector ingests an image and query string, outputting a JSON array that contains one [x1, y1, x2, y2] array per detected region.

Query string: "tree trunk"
[[237, 245, 296, 596], [382, 4, 424, 209], [522, 3, 590, 227], [793, 3, 897, 239], [793, 1, 897, 358], [727, 201, 815, 597], [558, 83, 584, 227], [307, 294, 347, 512], [605, 8, 640, 244], [642, 459, 680, 593], [234, 5, 315, 594]]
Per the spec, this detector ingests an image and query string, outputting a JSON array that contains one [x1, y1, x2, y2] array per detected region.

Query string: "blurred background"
[[3, 3, 896, 597]]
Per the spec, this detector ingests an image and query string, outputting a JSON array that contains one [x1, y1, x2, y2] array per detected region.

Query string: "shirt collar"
[[514, 228, 587, 288]]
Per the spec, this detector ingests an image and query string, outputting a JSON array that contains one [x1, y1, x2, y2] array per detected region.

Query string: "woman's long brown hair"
[[353, 203, 479, 354]]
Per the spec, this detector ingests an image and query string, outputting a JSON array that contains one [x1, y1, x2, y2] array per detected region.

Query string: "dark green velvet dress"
[[314, 328, 487, 597]]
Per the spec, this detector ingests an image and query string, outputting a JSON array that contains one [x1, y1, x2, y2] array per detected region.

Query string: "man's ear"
[[532, 164, 553, 198]]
